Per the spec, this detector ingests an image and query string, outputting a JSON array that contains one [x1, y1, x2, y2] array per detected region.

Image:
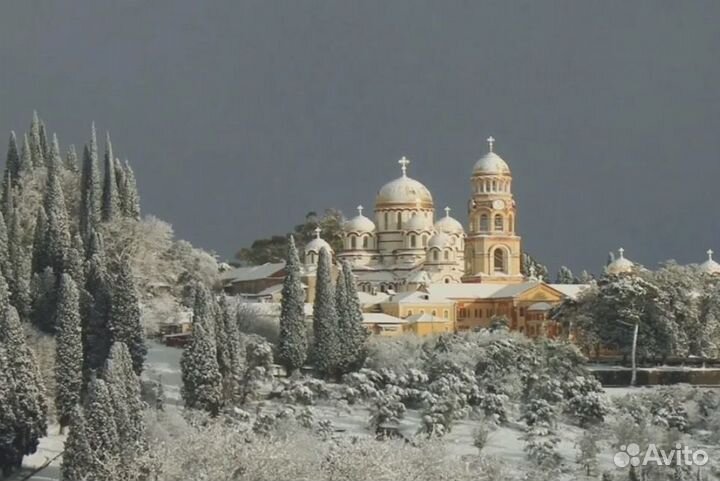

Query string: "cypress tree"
[[312, 247, 340, 378], [65, 235, 85, 289], [123, 160, 141, 220], [101, 132, 119, 222], [181, 284, 223, 415], [0, 347, 18, 477], [4, 132, 20, 184], [64, 145, 79, 174], [214, 296, 233, 384], [340, 261, 368, 372], [60, 407, 95, 481], [84, 377, 119, 476], [30, 206, 48, 275], [79, 124, 100, 245], [54, 275, 83, 431], [18, 134, 31, 177], [0, 277, 48, 469], [30, 268, 57, 333], [39, 120, 50, 166], [8, 206, 30, 320], [28, 111, 44, 168], [103, 342, 145, 454], [0, 211, 10, 285], [277, 236, 308, 375], [109, 256, 146, 375], [114, 158, 127, 213], [1, 171, 12, 225], [43, 134, 70, 276], [83, 232, 112, 377]]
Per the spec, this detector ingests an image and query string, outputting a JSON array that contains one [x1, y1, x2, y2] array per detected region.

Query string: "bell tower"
[[463, 137, 523, 284]]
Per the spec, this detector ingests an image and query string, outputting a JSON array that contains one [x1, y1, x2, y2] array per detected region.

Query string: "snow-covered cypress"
[[0, 211, 10, 286], [54, 274, 83, 431], [65, 235, 85, 289], [79, 124, 101, 245], [312, 247, 340, 378], [30, 267, 57, 333], [103, 342, 145, 454], [0, 278, 48, 470], [60, 407, 95, 481], [28, 111, 44, 168], [64, 144, 79, 174], [216, 295, 241, 401], [339, 260, 368, 373], [1, 133, 20, 219], [101, 132, 119, 222], [8, 206, 30, 320], [109, 256, 146, 375], [83, 231, 112, 376], [30, 206, 48, 275], [43, 134, 70, 276], [123, 160, 141, 220], [277, 236, 308, 375], [39, 120, 50, 166], [181, 284, 223, 415], [555, 266, 574, 284], [0, 171, 12, 226], [0, 347, 18, 477], [84, 377, 119, 476], [19, 134, 32, 176]]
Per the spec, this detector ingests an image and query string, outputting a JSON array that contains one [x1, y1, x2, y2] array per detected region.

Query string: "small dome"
[[305, 227, 333, 253], [407, 270, 431, 285], [473, 137, 510, 175], [428, 232, 452, 249], [435, 207, 465, 234], [375, 157, 433, 208], [344, 205, 376, 233], [700, 249, 720, 275], [404, 213, 431, 232], [606, 248, 634, 275]]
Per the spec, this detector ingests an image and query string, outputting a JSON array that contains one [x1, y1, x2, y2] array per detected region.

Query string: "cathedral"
[[318, 137, 524, 292]]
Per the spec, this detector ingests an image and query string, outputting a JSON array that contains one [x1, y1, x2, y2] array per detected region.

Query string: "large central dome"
[[375, 157, 433, 209]]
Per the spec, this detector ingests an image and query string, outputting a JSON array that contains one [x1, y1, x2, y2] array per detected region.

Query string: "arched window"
[[444, 250, 450, 260], [492, 180, 497, 191], [444, 278, 450, 284], [494, 214, 503, 231], [308, 252, 316, 264], [397, 212, 402, 229], [433, 250, 439, 261], [422, 235, 428, 247], [494, 248, 506, 273], [431, 310, 437, 316], [480, 214, 489, 231], [443, 309, 449, 318], [406, 309, 413, 317], [351, 236, 357, 249], [410, 235, 416, 248], [384, 212, 389, 230], [363, 236, 369, 249]]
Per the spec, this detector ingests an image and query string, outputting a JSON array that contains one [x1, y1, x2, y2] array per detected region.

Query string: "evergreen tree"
[[18, 134, 31, 177], [0, 211, 11, 285], [312, 248, 340, 378], [0, 277, 48, 470], [79, 124, 100, 245], [30, 206, 48, 275], [103, 342, 145, 454], [556, 266, 575, 284], [65, 235, 85, 289], [1, 171, 12, 225], [30, 268, 57, 333], [64, 145, 79, 174], [28, 111, 44, 168], [114, 158, 127, 213], [101, 132, 119, 222], [277, 236, 308, 374], [38, 120, 50, 166], [83, 232, 112, 377], [181, 284, 223, 415], [8, 206, 30, 319], [60, 407, 95, 481], [54, 275, 83, 431], [4, 132, 20, 185], [84, 377, 119, 477], [579, 270, 594, 284], [109, 256, 146, 375], [0, 347, 18, 476], [122, 160, 141, 220], [43, 134, 70, 276], [216, 295, 242, 401], [338, 260, 368, 373]]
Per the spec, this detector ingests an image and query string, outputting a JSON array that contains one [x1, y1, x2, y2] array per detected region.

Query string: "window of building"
[[363, 236, 369, 248], [307, 252, 316, 264], [494, 248, 506, 273], [350, 236, 357, 249], [410, 235, 416, 248], [494, 214, 503, 231], [480, 214, 489, 231], [384, 212, 389, 230], [422, 235, 428, 247], [444, 250, 449, 260], [397, 212, 402, 229], [443, 310, 449, 318], [431, 310, 437, 316], [433, 250, 439, 261], [519, 307, 525, 316], [406, 309, 413, 317]]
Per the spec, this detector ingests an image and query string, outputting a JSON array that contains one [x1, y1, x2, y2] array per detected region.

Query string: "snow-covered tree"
[[555, 265, 574, 284], [43, 134, 70, 277], [84, 377, 119, 478], [181, 285, 223, 415], [0, 347, 18, 476], [122, 160, 141, 220], [0, 277, 48, 471], [30, 267, 57, 333], [79, 124, 101, 246], [0, 211, 10, 287], [277, 236, 308, 374], [54, 274, 83, 431], [8, 205, 30, 319], [60, 406, 95, 481], [338, 260, 368, 373], [576, 428, 600, 476], [28, 111, 44, 168], [101, 132, 119, 222], [312, 247, 340, 378], [30, 206, 48, 275], [217, 295, 242, 398], [109, 255, 146, 375], [83, 231, 113, 376]]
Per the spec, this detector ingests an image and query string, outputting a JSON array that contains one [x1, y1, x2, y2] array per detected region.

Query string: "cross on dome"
[[444, 206, 451, 217], [708, 249, 714, 261], [357, 205, 364, 215], [487, 136, 495, 152], [314, 226, 322, 239], [618, 247, 625, 258], [398, 156, 410, 177]]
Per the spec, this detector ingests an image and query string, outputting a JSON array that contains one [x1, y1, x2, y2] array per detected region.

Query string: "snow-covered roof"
[[434, 208, 464, 235], [357, 291, 391, 305], [386, 290, 452, 304], [548, 284, 589, 300], [406, 313, 450, 324], [427, 282, 585, 300], [362, 313, 407, 325], [221, 262, 286, 283]]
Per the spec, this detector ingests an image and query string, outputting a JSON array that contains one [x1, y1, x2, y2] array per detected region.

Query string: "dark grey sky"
[[2, 1, 719, 275]]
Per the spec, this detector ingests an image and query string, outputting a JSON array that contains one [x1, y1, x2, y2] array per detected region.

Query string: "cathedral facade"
[[331, 138, 524, 293]]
